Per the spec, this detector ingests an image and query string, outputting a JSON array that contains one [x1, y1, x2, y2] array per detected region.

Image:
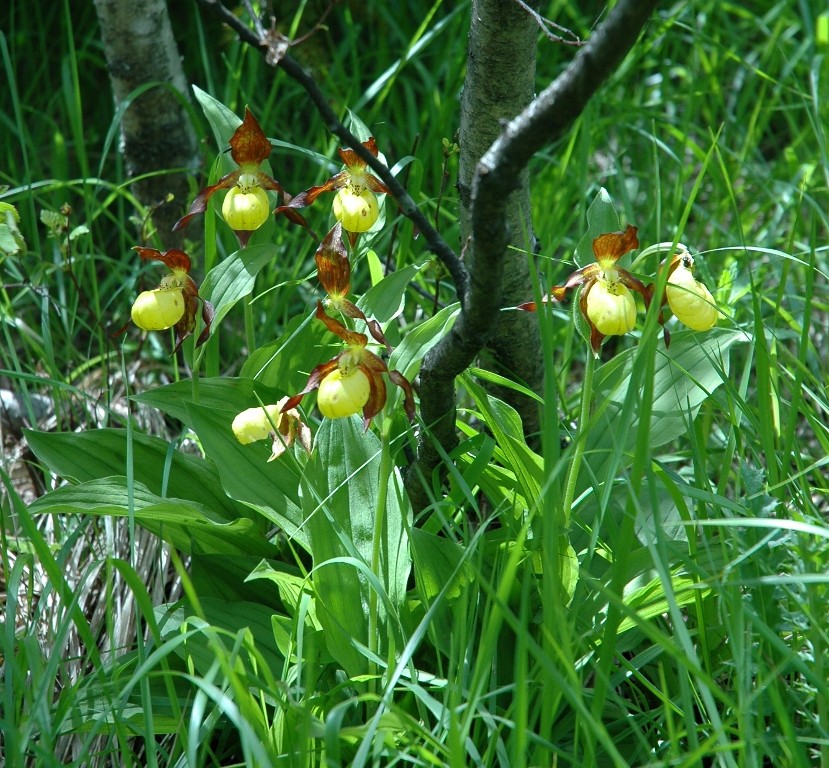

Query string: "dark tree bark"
[[408, 0, 661, 509], [458, 0, 544, 443], [94, 0, 199, 248]]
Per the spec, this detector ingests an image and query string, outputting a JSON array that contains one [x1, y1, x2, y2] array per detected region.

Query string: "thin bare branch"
[[511, 0, 583, 46]]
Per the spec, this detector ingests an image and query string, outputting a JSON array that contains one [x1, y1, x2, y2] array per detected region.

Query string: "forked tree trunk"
[[93, 0, 199, 247], [458, 0, 544, 442]]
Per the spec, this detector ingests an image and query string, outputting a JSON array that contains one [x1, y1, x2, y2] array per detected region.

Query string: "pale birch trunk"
[[94, 0, 198, 247]]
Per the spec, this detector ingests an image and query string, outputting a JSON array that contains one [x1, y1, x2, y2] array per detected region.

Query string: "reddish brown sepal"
[[230, 107, 272, 168], [314, 301, 367, 348], [281, 359, 340, 413], [173, 171, 240, 232], [133, 246, 192, 272], [315, 223, 351, 296], [592, 225, 639, 263], [388, 369, 416, 422]]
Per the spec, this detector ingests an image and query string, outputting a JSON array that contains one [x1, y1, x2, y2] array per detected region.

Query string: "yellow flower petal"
[[585, 279, 636, 336], [131, 288, 185, 331], [332, 188, 379, 233], [667, 261, 717, 331], [222, 185, 270, 231], [232, 404, 283, 445], [317, 368, 370, 419]]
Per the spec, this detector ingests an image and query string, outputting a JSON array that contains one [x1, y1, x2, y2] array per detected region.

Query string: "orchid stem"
[[561, 348, 595, 527]]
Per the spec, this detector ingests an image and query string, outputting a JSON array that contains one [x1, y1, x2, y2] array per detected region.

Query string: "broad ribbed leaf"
[[240, 311, 340, 393], [133, 376, 284, 429], [463, 376, 543, 516], [590, 327, 745, 462], [357, 263, 424, 324], [201, 244, 281, 330], [25, 428, 244, 521], [156, 597, 285, 678], [574, 188, 622, 266], [185, 401, 308, 550], [302, 415, 411, 676], [28, 478, 275, 556]]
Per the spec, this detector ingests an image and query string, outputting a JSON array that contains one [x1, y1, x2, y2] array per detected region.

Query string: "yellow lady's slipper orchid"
[[231, 398, 312, 460], [131, 288, 185, 331], [174, 108, 310, 246], [222, 184, 271, 232], [282, 302, 414, 429], [520, 225, 651, 356], [317, 368, 371, 419], [666, 253, 717, 331], [277, 137, 390, 244], [232, 404, 284, 444], [129, 247, 214, 352], [332, 187, 379, 233], [585, 276, 636, 336]]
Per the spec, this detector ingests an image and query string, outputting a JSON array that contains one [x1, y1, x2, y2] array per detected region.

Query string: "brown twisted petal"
[[281, 358, 341, 413]]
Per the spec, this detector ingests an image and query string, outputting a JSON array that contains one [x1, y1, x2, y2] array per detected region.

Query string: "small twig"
[[511, 0, 583, 46]]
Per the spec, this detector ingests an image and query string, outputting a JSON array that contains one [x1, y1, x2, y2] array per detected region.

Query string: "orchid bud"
[[317, 368, 371, 418], [332, 188, 379, 233], [131, 288, 185, 331], [222, 186, 270, 232], [585, 278, 636, 336], [667, 256, 717, 331]]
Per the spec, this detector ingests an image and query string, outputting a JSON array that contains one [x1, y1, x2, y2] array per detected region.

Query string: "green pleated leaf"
[[590, 327, 745, 461], [133, 376, 284, 428], [155, 597, 285, 679], [240, 311, 341, 393], [24, 428, 244, 521], [201, 244, 282, 330], [388, 301, 460, 382], [410, 527, 472, 604], [463, 376, 543, 516], [357, 262, 425, 325], [28, 478, 275, 556], [184, 401, 308, 550], [302, 416, 411, 677], [193, 84, 242, 156], [574, 187, 622, 266]]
